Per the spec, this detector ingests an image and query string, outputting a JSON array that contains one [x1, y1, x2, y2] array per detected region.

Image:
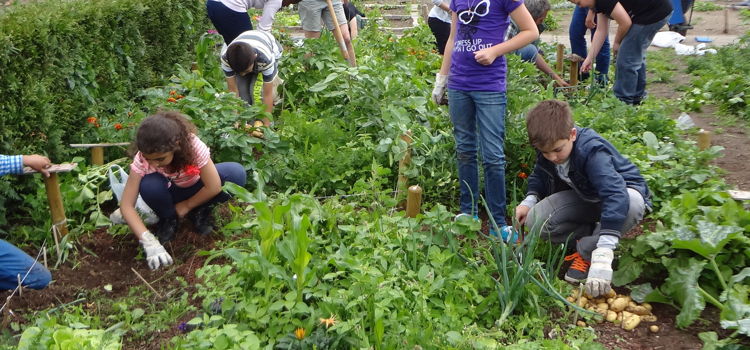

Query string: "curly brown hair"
[[134, 111, 197, 173]]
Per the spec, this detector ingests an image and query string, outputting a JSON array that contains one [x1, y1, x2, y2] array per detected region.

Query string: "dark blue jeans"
[[206, 0, 253, 45], [448, 89, 508, 227], [614, 15, 670, 104], [139, 162, 247, 220], [569, 5, 610, 81], [0, 239, 51, 290]]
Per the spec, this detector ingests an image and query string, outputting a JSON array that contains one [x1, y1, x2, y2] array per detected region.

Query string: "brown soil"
[[0, 222, 224, 349]]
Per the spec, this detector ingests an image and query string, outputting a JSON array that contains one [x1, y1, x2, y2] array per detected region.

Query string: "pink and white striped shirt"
[[130, 134, 210, 188]]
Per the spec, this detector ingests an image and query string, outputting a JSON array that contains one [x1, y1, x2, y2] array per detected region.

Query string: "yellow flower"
[[294, 327, 306, 340], [319, 314, 337, 328]]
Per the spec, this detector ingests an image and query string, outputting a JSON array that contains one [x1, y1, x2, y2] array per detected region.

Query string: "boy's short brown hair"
[[526, 99, 575, 149]]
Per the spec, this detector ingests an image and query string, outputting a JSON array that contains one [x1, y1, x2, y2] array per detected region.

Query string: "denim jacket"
[[526, 127, 651, 237]]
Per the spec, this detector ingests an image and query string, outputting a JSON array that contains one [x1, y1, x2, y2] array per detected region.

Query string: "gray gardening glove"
[[585, 247, 613, 297], [139, 231, 173, 270], [431, 73, 448, 105]]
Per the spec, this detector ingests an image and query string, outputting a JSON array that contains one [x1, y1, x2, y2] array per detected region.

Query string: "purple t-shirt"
[[448, 0, 523, 92]]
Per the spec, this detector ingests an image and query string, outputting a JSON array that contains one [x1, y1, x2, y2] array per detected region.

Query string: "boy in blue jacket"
[[514, 100, 650, 297], [0, 154, 53, 290]]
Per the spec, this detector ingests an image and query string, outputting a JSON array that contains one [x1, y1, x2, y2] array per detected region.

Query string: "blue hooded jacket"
[[526, 127, 651, 238]]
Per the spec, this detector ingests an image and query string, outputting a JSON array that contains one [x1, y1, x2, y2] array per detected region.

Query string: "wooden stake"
[[724, 8, 729, 34], [697, 129, 711, 150], [90, 146, 104, 165], [406, 185, 422, 218], [52, 228, 61, 264], [397, 131, 414, 195], [17, 275, 22, 297], [556, 44, 565, 72], [43, 174, 68, 236], [131, 267, 163, 298], [570, 60, 579, 85]]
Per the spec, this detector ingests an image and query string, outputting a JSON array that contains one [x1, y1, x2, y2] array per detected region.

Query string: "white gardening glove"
[[585, 247, 614, 297], [139, 231, 174, 270], [431, 73, 448, 105]]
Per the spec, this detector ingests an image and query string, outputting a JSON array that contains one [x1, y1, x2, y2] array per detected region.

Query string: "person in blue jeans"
[[431, 0, 538, 241], [569, 5, 610, 84], [569, 0, 672, 105], [507, 0, 569, 87], [0, 154, 53, 290]]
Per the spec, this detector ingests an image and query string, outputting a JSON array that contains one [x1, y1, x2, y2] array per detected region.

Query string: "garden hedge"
[[0, 0, 210, 227]]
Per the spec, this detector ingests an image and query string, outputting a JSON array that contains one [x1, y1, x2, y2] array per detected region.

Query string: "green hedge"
[[0, 0, 209, 228], [0, 0, 208, 157]]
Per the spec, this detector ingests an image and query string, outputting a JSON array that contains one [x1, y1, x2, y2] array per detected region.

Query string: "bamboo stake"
[[556, 44, 565, 72], [397, 131, 414, 196], [724, 8, 729, 34], [570, 60, 579, 85], [131, 267, 163, 299], [17, 275, 22, 297], [325, 0, 354, 66], [406, 185, 422, 218], [91, 147, 104, 165], [697, 129, 711, 150], [44, 174, 68, 236]]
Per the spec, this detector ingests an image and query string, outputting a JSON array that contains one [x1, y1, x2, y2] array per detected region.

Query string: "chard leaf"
[[613, 254, 642, 286], [662, 256, 706, 328], [671, 221, 741, 258], [720, 318, 750, 336], [731, 268, 750, 284], [629, 283, 671, 304]]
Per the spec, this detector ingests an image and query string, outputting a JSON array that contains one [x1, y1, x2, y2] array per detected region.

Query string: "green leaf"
[[613, 254, 643, 286], [662, 256, 707, 328], [698, 332, 720, 350], [720, 318, 750, 336], [731, 268, 750, 284]]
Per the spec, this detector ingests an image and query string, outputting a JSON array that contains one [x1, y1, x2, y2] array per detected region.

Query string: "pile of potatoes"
[[566, 289, 659, 332]]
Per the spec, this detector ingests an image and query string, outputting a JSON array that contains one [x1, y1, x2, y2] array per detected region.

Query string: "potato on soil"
[[610, 297, 629, 312], [643, 303, 652, 311], [622, 314, 641, 331], [606, 310, 618, 322], [626, 305, 650, 315], [566, 296, 576, 303], [597, 302, 608, 310], [605, 289, 616, 298], [641, 314, 657, 322], [649, 325, 659, 333], [577, 320, 587, 327], [577, 296, 588, 308]]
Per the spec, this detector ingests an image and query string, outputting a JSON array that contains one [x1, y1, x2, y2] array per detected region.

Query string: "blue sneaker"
[[453, 213, 479, 222], [489, 225, 519, 243]]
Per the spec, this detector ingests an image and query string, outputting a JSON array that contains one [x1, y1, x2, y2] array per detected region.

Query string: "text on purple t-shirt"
[[448, 0, 524, 92]]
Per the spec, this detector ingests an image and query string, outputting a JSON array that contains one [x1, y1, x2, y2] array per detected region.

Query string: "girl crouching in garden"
[[120, 111, 246, 270]]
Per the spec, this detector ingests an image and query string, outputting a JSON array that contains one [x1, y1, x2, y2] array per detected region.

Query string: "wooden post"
[[570, 60, 579, 85], [70, 142, 130, 166], [91, 146, 104, 166], [397, 131, 413, 195], [697, 129, 711, 150], [406, 185, 422, 218], [724, 8, 729, 34], [556, 44, 565, 72], [43, 173, 68, 236]]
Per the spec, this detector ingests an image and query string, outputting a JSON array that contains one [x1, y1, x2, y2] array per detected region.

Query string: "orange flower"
[[520, 163, 529, 168], [177, 94, 185, 99], [518, 171, 528, 179], [169, 90, 177, 96], [319, 314, 337, 328], [167, 97, 177, 103], [294, 327, 306, 340], [87, 116, 97, 124], [114, 123, 123, 130], [253, 15, 260, 21]]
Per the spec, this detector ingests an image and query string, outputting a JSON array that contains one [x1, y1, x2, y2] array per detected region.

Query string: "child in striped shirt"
[[120, 111, 246, 270]]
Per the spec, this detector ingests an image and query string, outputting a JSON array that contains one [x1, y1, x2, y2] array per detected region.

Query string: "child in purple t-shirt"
[[431, 0, 537, 241]]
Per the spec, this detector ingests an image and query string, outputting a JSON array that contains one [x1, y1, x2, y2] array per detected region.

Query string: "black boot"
[[189, 206, 215, 236], [155, 217, 179, 244]]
